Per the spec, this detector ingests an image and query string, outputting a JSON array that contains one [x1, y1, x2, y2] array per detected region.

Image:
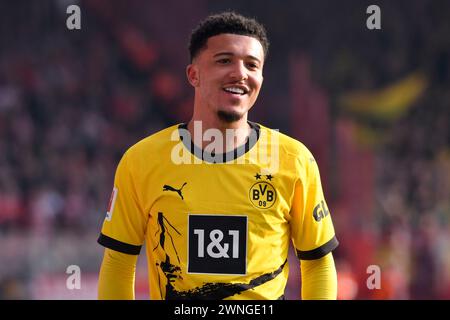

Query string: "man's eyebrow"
[[213, 52, 262, 63]]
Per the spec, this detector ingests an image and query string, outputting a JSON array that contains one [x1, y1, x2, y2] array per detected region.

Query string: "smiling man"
[[97, 12, 338, 300], [187, 32, 263, 133]]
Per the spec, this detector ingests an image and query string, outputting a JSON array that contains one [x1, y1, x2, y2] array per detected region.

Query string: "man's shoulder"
[[257, 123, 314, 160], [124, 123, 181, 159]]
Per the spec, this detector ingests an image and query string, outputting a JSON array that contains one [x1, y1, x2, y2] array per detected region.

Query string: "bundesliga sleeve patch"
[[105, 187, 118, 221]]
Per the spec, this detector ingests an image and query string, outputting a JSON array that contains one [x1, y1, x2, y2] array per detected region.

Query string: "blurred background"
[[0, 0, 449, 299]]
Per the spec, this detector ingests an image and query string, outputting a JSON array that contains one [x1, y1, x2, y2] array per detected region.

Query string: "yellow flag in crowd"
[[337, 72, 428, 147], [339, 72, 427, 121]]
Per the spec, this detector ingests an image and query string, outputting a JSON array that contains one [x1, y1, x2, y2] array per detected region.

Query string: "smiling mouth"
[[222, 86, 248, 95]]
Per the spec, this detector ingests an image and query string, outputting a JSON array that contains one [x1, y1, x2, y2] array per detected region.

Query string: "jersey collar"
[[177, 121, 260, 163]]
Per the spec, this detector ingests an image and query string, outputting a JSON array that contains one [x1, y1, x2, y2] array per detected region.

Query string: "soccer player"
[[97, 12, 338, 300]]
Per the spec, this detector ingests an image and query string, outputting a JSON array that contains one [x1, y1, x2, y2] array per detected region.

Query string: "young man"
[[98, 12, 338, 300]]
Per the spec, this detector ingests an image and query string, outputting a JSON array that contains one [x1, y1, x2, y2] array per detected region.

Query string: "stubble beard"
[[217, 109, 245, 123]]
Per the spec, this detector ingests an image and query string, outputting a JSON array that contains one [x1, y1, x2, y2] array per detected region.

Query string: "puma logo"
[[163, 182, 187, 200]]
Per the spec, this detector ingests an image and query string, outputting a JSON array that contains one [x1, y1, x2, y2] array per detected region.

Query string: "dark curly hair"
[[188, 12, 269, 62]]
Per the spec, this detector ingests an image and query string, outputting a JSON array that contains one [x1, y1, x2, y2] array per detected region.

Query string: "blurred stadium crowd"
[[0, 0, 449, 299]]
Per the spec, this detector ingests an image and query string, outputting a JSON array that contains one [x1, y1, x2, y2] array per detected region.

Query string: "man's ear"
[[186, 64, 200, 87]]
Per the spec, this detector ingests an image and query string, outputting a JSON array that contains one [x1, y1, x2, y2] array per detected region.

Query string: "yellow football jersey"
[[98, 122, 338, 300]]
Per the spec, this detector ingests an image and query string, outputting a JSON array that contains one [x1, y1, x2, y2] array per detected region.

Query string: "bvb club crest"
[[249, 173, 277, 209]]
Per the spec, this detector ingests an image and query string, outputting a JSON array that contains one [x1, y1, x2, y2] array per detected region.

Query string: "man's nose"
[[229, 61, 248, 81]]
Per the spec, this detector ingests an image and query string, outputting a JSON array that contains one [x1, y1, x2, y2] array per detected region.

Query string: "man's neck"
[[187, 115, 251, 153]]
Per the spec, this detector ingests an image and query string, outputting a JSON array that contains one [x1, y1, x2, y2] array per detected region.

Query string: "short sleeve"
[[290, 153, 338, 260], [98, 151, 148, 255]]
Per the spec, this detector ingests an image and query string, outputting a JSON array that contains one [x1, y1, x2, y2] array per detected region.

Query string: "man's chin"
[[217, 110, 244, 123]]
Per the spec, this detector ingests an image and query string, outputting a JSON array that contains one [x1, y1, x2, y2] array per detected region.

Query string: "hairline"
[[191, 33, 266, 63]]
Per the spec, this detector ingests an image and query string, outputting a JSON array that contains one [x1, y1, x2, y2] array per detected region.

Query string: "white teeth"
[[224, 87, 245, 94]]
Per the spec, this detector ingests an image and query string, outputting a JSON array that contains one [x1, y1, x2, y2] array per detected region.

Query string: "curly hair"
[[188, 12, 269, 62]]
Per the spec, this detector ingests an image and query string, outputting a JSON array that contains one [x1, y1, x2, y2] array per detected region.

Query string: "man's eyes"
[[216, 58, 231, 64], [216, 59, 259, 69]]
